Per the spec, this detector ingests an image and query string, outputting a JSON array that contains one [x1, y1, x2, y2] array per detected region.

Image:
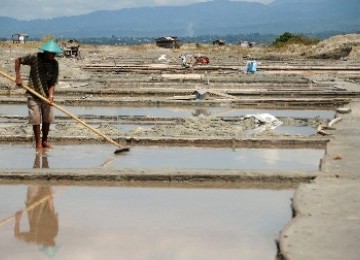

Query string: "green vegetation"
[[272, 32, 319, 47]]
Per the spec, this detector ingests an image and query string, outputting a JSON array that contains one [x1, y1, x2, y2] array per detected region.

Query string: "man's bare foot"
[[42, 141, 52, 149], [36, 142, 43, 153]]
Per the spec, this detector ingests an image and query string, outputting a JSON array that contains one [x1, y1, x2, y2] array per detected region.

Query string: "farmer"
[[180, 54, 193, 69], [14, 40, 62, 152]]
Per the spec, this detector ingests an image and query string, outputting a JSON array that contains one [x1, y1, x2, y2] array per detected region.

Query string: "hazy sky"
[[0, 0, 274, 20]]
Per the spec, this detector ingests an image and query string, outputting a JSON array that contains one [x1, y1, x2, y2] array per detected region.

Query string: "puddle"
[[0, 104, 335, 119], [274, 125, 317, 136], [0, 144, 323, 171], [0, 184, 293, 259]]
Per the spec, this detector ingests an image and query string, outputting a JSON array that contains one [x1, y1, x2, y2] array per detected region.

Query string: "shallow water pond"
[[0, 144, 323, 171], [0, 184, 293, 260], [0, 104, 335, 119]]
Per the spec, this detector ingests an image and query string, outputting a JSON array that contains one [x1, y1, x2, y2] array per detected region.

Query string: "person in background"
[[180, 53, 193, 69], [14, 40, 62, 152]]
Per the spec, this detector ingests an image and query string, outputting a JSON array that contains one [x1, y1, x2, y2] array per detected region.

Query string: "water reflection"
[[14, 153, 59, 257], [191, 108, 211, 117], [0, 144, 324, 170], [0, 104, 335, 119], [33, 152, 50, 168], [0, 184, 293, 259]]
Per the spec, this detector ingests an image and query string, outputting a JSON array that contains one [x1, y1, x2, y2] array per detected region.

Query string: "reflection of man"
[[32, 152, 50, 168], [14, 153, 59, 257]]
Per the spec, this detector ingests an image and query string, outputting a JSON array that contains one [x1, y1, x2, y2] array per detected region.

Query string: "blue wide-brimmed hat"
[[39, 40, 63, 55]]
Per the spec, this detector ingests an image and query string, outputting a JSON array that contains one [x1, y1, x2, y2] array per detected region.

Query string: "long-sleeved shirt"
[[18, 53, 59, 99]]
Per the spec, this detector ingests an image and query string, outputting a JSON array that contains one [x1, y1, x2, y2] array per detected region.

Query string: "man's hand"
[[15, 211, 22, 222], [48, 95, 54, 104], [48, 86, 55, 104], [15, 76, 22, 87]]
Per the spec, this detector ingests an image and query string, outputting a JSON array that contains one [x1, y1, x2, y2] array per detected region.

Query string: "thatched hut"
[[155, 36, 180, 49], [213, 39, 225, 46]]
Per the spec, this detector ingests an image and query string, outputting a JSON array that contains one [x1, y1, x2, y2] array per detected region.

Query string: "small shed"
[[12, 34, 29, 43], [240, 41, 255, 48], [61, 39, 80, 58], [213, 40, 225, 46], [155, 36, 180, 49]]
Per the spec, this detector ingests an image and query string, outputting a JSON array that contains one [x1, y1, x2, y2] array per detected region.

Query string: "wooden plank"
[[170, 95, 197, 100], [205, 90, 241, 100]]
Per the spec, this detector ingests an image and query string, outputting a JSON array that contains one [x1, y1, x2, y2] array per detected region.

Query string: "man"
[[15, 39, 62, 152], [180, 53, 193, 69]]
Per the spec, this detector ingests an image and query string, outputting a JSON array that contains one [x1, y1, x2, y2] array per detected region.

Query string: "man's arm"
[[47, 60, 58, 103], [14, 58, 22, 87], [48, 85, 55, 103]]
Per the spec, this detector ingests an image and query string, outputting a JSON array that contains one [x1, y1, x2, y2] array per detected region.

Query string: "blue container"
[[247, 61, 257, 73]]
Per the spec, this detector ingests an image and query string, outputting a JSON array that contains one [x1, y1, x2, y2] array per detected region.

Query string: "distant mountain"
[[0, 0, 359, 39]]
